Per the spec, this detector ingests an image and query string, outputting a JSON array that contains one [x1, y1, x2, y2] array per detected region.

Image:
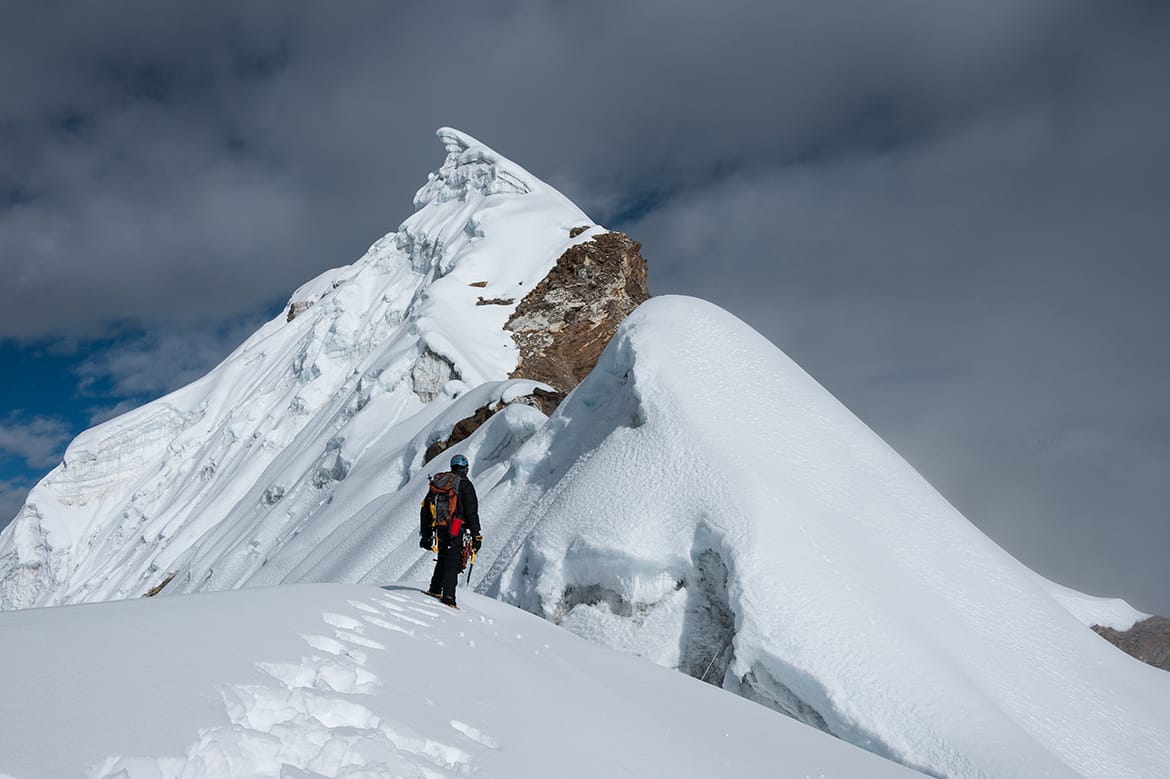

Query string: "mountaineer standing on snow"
[[420, 453, 482, 608]]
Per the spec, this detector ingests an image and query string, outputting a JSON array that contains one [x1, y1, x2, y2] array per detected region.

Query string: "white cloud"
[[87, 400, 143, 427], [75, 316, 269, 400], [0, 415, 71, 469], [0, 476, 33, 528], [627, 93, 1170, 613]]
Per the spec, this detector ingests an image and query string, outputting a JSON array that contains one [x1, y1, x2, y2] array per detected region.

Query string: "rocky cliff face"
[[1094, 617, 1170, 671], [507, 229, 650, 393], [419, 229, 649, 464]]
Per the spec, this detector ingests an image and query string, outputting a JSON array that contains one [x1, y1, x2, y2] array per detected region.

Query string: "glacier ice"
[[0, 126, 593, 611]]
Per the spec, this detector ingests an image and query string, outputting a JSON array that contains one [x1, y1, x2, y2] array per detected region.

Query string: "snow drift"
[[0, 582, 921, 778], [471, 295, 1170, 778]]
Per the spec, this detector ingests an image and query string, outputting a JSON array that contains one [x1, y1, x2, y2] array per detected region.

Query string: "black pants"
[[428, 534, 464, 604]]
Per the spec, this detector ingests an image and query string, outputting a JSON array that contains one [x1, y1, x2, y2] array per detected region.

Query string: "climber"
[[420, 453, 482, 608]]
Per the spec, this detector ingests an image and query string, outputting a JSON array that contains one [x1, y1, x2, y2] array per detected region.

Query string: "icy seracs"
[[1, 129, 1167, 779], [0, 126, 595, 610]]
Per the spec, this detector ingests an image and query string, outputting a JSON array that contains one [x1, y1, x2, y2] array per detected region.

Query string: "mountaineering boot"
[[440, 597, 458, 609]]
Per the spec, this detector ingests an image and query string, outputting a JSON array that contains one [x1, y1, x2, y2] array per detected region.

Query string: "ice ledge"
[[1035, 574, 1149, 631], [413, 127, 533, 209]]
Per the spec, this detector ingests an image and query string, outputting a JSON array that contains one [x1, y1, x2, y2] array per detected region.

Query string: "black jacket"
[[420, 473, 480, 538]]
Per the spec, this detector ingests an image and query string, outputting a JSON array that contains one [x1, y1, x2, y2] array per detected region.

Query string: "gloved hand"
[[471, 534, 483, 553], [419, 535, 433, 550]]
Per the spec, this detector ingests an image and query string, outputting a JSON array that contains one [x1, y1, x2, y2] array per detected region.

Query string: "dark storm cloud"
[[0, 2, 318, 337], [0, 1, 1166, 610], [0, 0, 1123, 338], [628, 16, 1170, 611]]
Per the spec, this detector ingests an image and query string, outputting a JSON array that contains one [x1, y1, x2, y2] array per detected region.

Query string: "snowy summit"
[[1, 129, 1168, 779]]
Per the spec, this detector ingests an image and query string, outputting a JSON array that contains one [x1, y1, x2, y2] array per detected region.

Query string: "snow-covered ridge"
[[472, 296, 1169, 778], [519, 298, 1168, 775], [0, 583, 920, 778], [0, 127, 595, 610], [156, 291, 1170, 777]]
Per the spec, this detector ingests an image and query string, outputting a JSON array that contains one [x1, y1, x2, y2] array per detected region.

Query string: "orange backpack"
[[426, 472, 463, 536]]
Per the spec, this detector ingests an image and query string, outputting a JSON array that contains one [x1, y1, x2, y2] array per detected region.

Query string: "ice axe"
[[465, 542, 477, 585]]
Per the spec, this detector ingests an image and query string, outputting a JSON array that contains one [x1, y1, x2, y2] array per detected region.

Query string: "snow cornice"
[[413, 127, 535, 209]]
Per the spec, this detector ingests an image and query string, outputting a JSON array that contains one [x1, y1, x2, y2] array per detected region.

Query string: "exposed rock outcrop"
[[143, 571, 177, 598], [424, 403, 499, 464], [423, 387, 567, 464], [418, 228, 648, 442], [1093, 616, 1170, 671], [286, 300, 315, 322], [507, 230, 650, 393], [523, 386, 568, 416]]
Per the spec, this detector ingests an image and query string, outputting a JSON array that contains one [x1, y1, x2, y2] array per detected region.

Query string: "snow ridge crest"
[[413, 127, 533, 209]]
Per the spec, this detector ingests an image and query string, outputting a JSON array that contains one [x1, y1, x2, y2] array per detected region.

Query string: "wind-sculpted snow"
[[0, 583, 919, 778], [472, 296, 1170, 779], [1034, 574, 1148, 631], [0, 127, 595, 610]]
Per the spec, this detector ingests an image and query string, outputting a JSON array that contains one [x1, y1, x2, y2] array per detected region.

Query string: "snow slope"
[[163, 294, 1168, 778], [0, 582, 921, 779], [472, 297, 1170, 779], [0, 128, 598, 610]]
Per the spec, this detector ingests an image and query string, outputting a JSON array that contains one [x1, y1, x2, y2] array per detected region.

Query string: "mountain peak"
[[0, 126, 620, 610], [413, 127, 535, 209]]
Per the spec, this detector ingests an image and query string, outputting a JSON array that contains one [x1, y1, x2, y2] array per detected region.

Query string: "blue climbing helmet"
[[450, 453, 469, 472]]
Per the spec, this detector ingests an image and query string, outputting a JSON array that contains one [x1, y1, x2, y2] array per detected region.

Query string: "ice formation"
[[0, 127, 595, 610]]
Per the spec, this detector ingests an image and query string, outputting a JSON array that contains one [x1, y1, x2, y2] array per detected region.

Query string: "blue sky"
[[0, 343, 84, 517], [0, 335, 156, 516], [0, 314, 277, 520], [1, 1, 1167, 614]]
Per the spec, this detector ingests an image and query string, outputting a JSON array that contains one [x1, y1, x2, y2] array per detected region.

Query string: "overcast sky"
[[1, 1, 1167, 614]]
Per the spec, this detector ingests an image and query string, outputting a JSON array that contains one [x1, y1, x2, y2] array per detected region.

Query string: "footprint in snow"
[[347, 599, 385, 615], [334, 629, 386, 650], [97, 607, 473, 778], [322, 612, 366, 632], [380, 597, 443, 619], [301, 633, 368, 665], [362, 614, 416, 637], [376, 609, 432, 628], [257, 657, 379, 696]]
